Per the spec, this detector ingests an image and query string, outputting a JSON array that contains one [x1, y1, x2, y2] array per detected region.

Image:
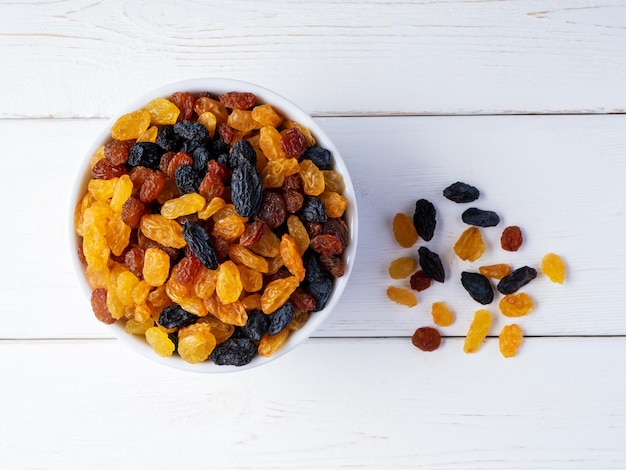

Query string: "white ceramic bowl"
[[70, 78, 358, 373]]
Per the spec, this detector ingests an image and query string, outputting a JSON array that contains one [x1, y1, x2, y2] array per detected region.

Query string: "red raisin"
[[281, 128, 308, 159], [124, 246, 145, 278], [501, 226, 523, 252], [282, 174, 303, 192], [310, 234, 343, 257], [219, 91, 256, 110], [121, 196, 146, 229], [290, 288, 317, 312], [174, 255, 202, 285], [92, 158, 127, 180], [284, 190, 304, 213], [409, 271, 432, 291], [104, 139, 134, 165], [140, 171, 166, 203], [170, 92, 195, 121], [240, 221, 268, 247], [217, 123, 234, 144], [411, 327, 441, 352]]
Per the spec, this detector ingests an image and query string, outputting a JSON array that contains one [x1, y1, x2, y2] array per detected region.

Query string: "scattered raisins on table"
[[461, 271, 494, 305], [461, 207, 500, 227], [413, 199, 436, 241], [541, 253, 566, 284], [443, 181, 479, 203], [411, 327, 441, 352], [501, 226, 523, 252], [497, 266, 537, 295]]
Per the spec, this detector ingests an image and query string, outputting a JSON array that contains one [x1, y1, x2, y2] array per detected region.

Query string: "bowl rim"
[[69, 77, 359, 373]]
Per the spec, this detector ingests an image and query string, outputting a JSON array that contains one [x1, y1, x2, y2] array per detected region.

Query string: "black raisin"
[[413, 199, 436, 241], [158, 305, 198, 329], [418, 246, 445, 283], [497, 266, 537, 294], [173, 120, 209, 145], [210, 137, 230, 156], [301, 196, 328, 223], [174, 164, 201, 194], [156, 125, 182, 151], [191, 144, 211, 175], [182, 221, 218, 270], [461, 271, 494, 304], [210, 337, 258, 366], [301, 147, 331, 170], [303, 252, 333, 312], [230, 140, 257, 167], [127, 142, 164, 169], [231, 159, 263, 217], [443, 182, 480, 203], [239, 309, 269, 341], [267, 301, 295, 335], [462, 208, 500, 227]]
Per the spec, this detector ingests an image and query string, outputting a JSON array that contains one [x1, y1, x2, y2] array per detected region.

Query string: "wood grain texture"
[[0, 0, 625, 117], [1, 337, 625, 469], [1, 115, 624, 339]]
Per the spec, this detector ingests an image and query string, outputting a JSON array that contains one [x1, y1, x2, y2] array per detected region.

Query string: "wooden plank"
[[0, 0, 625, 117], [0, 115, 624, 339], [1, 337, 625, 469]]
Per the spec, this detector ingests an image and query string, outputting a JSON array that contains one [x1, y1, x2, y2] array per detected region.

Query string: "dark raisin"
[[174, 164, 201, 195], [304, 221, 323, 239], [301, 147, 331, 170], [267, 301, 294, 335], [322, 218, 349, 250], [301, 196, 328, 223], [210, 337, 258, 366], [168, 332, 179, 351], [182, 221, 218, 270], [191, 144, 211, 175], [281, 128, 308, 159], [255, 191, 287, 229], [443, 182, 480, 203], [219, 91, 256, 110], [418, 246, 445, 283], [169, 92, 195, 121], [230, 140, 257, 167], [461, 272, 494, 304], [413, 199, 436, 241], [239, 221, 268, 247], [319, 255, 345, 278], [290, 288, 317, 312], [283, 190, 304, 213], [462, 208, 500, 227], [310, 234, 343, 256], [91, 158, 127, 180], [104, 139, 134, 165], [231, 159, 263, 217], [497, 266, 537, 295], [127, 142, 164, 169], [156, 125, 182, 151], [121, 196, 146, 229], [409, 270, 432, 291], [158, 305, 198, 329], [303, 253, 333, 312], [411, 327, 441, 352], [124, 246, 145, 278], [173, 120, 209, 146], [210, 235, 231, 263], [239, 309, 269, 341]]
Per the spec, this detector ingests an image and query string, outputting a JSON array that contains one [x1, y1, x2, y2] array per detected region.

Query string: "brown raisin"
[[217, 122, 234, 144], [284, 190, 304, 213], [104, 139, 134, 165], [281, 128, 308, 159], [282, 173, 304, 192], [121, 196, 146, 229], [310, 234, 343, 257], [92, 158, 127, 180], [290, 288, 317, 312], [169, 91, 195, 121], [166, 151, 194, 179], [128, 166, 153, 189], [139, 170, 166, 204], [409, 270, 432, 292], [239, 221, 268, 247], [319, 255, 345, 278], [323, 218, 349, 250], [91, 288, 116, 324], [255, 191, 286, 229], [304, 221, 323, 239], [411, 327, 441, 352], [219, 91, 257, 110], [124, 246, 145, 278], [501, 226, 523, 252], [174, 255, 202, 285]]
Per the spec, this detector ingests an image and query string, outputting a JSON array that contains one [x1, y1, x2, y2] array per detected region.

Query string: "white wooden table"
[[2, 1, 626, 468]]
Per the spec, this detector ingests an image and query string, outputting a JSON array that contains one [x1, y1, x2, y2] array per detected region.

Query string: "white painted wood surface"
[[1, 0, 625, 468]]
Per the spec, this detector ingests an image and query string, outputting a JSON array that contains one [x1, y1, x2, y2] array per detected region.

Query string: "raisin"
[[198, 171, 225, 201], [284, 190, 304, 213], [217, 123, 234, 145], [231, 159, 263, 217], [251, 104, 283, 127], [230, 139, 257, 167], [174, 120, 209, 146], [111, 110, 151, 141], [290, 288, 317, 312], [156, 125, 182, 151], [461, 271, 494, 305], [139, 170, 166, 204], [431, 302, 455, 327], [393, 213, 418, 248], [479, 264, 511, 280], [173, 255, 202, 285], [91, 288, 115, 324], [541, 253, 566, 284], [210, 235, 231, 263], [92, 158, 127, 180], [143, 247, 170, 287], [386, 286, 417, 308], [462, 208, 500, 227], [216, 260, 243, 305], [145, 327, 175, 357], [182, 221, 218, 270], [418, 246, 445, 283], [501, 226, 523, 251], [497, 266, 537, 295], [210, 337, 258, 366], [323, 218, 348, 250], [219, 91, 256, 110], [304, 221, 323, 239], [239, 309, 269, 341], [165, 151, 194, 179], [174, 164, 201, 195], [301, 196, 328, 223], [388, 257, 417, 280], [499, 292, 534, 317], [177, 324, 216, 364], [124, 245, 145, 278], [463, 309, 492, 353], [443, 182, 479, 203], [413, 199, 436, 241], [158, 304, 199, 329], [258, 329, 290, 357], [239, 221, 268, 247], [282, 174, 303, 192], [280, 234, 306, 282], [319, 255, 345, 278], [191, 145, 211, 174], [318, 191, 347, 218], [303, 253, 332, 312], [453, 226, 486, 262], [267, 301, 295, 335], [121, 196, 146, 229], [409, 270, 432, 292], [169, 92, 195, 121], [411, 327, 441, 352], [195, 97, 228, 123], [104, 139, 134, 165], [261, 276, 299, 314], [255, 191, 287, 229], [127, 142, 164, 169], [145, 98, 180, 126], [499, 324, 524, 358], [281, 128, 308, 159], [299, 159, 325, 196], [301, 147, 331, 170], [161, 193, 206, 220], [310, 234, 343, 257]]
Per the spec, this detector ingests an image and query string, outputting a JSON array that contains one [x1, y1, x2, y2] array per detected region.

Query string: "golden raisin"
[[280, 234, 306, 282], [251, 104, 283, 127], [463, 309, 492, 353], [318, 191, 347, 218], [388, 257, 417, 280], [299, 159, 325, 196], [431, 302, 455, 327], [216, 260, 243, 305], [499, 292, 534, 317], [177, 323, 216, 364], [258, 329, 290, 357], [143, 247, 170, 287], [140, 214, 186, 249], [160, 193, 206, 219], [261, 276, 299, 314], [259, 126, 286, 161], [499, 324, 524, 358], [479, 264, 511, 280], [386, 286, 417, 308], [392, 213, 418, 248], [453, 226, 486, 262], [286, 215, 310, 255], [144, 97, 180, 125], [145, 327, 175, 357], [228, 245, 269, 273], [541, 253, 566, 284], [111, 110, 151, 140]]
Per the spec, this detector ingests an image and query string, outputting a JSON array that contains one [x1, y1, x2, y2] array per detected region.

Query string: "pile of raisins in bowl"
[[387, 181, 566, 358], [74, 90, 350, 366]]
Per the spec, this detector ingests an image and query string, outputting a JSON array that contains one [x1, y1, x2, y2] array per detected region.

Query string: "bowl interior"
[[70, 78, 358, 373]]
